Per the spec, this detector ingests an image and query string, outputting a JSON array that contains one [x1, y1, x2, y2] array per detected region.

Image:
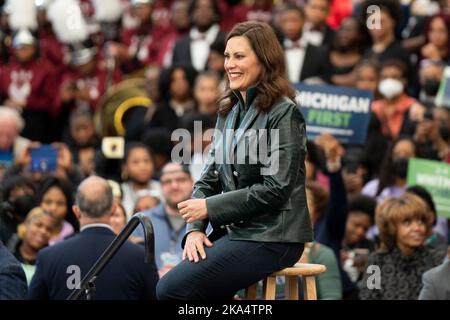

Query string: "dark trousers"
[[156, 234, 304, 300]]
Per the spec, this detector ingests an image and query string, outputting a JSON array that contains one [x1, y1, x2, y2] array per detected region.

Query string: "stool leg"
[[263, 276, 276, 300], [285, 276, 299, 300], [302, 276, 317, 300], [245, 283, 258, 300]]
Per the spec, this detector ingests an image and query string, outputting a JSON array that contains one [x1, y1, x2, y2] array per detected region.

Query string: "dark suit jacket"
[[171, 31, 226, 70], [28, 226, 158, 300], [322, 25, 336, 49], [185, 92, 313, 245], [419, 260, 450, 300], [0, 240, 28, 300], [300, 44, 331, 83]]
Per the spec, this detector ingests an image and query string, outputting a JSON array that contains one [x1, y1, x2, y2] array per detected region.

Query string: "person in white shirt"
[[279, 4, 331, 83], [120, 142, 162, 219], [303, 0, 335, 47], [172, 0, 225, 72]]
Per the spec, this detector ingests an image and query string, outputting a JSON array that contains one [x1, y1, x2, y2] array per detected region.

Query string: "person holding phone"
[[3, 142, 83, 189], [157, 21, 312, 300]]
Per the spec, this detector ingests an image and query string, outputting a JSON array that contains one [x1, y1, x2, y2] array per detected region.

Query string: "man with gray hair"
[[0, 107, 30, 177], [29, 176, 159, 300]]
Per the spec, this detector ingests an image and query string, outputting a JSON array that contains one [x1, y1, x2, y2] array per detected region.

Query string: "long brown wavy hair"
[[218, 21, 295, 115]]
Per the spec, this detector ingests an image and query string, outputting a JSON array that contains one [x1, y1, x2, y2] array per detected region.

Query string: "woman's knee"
[[156, 274, 175, 300], [156, 268, 196, 300]]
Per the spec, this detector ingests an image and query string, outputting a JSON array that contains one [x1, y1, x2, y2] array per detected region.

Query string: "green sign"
[[407, 158, 450, 218]]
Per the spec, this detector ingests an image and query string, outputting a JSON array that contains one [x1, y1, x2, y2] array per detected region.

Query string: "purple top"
[[49, 220, 74, 246], [362, 179, 406, 202]]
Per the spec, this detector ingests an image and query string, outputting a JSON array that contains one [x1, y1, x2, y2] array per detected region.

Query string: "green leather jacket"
[[184, 93, 313, 245]]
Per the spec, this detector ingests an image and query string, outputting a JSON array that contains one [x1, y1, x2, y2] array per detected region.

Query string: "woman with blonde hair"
[[7, 207, 55, 284], [359, 193, 446, 300]]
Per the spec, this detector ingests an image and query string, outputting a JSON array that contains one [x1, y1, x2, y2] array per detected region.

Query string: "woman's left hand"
[[178, 199, 208, 223]]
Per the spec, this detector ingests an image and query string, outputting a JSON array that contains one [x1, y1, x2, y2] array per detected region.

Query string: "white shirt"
[[189, 24, 220, 71], [80, 223, 114, 233], [284, 38, 307, 83], [303, 22, 324, 46], [121, 180, 162, 219]]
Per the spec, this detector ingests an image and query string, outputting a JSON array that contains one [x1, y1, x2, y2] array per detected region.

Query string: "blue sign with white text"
[[294, 83, 373, 145]]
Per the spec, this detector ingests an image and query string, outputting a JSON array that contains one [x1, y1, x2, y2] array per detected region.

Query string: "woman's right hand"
[[183, 231, 213, 263]]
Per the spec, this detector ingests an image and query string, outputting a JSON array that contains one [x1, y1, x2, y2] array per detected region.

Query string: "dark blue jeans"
[[156, 234, 304, 300]]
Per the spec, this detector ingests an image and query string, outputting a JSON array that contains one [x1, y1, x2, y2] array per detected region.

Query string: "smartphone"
[[30, 145, 58, 173], [0, 150, 13, 169], [102, 137, 125, 159]]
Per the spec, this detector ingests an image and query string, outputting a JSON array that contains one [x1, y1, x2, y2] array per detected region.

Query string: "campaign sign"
[[294, 83, 373, 144], [407, 158, 450, 218]]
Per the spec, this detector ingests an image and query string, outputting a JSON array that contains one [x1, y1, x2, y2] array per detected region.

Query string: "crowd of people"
[[1, 0, 450, 300]]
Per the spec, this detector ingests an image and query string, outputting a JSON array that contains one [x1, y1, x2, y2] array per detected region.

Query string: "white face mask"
[[378, 78, 404, 99]]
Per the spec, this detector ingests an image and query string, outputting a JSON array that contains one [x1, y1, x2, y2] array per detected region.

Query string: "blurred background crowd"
[[0, 0, 450, 300]]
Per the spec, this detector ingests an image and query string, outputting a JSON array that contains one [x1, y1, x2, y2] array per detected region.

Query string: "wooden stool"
[[245, 263, 327, 300]]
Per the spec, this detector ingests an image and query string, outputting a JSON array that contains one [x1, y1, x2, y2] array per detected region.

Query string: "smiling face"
[[160, 164, 193, 210], [396, 217, 427, 252], [376, 193, 432, 253], [40, 187, 68, 222], [24, 214, 55, 250], [224, 36, 263, 95], [344, 212, 372, 245]]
